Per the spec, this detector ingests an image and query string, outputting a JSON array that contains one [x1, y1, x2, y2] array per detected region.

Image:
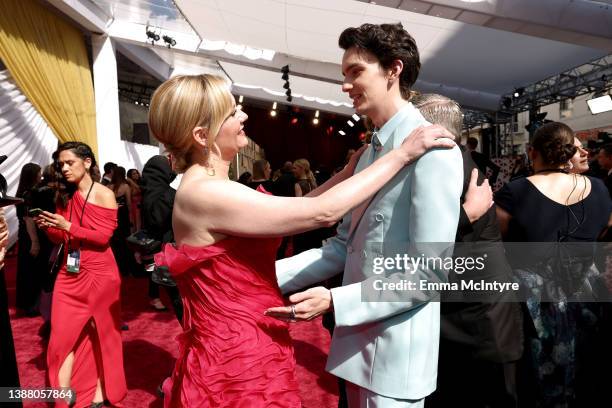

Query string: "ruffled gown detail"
[[156, 234, 301, 407], [45, 192, 126, 407]]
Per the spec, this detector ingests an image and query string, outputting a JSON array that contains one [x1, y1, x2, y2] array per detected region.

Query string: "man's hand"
[[463, 168, 493, 223], [265, 286, 333, 322]]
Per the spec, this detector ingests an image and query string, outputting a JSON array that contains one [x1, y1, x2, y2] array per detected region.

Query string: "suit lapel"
[[348, 135, 384, 239]]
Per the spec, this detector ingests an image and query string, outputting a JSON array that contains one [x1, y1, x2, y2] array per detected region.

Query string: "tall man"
[[268, 23, 463, 407]]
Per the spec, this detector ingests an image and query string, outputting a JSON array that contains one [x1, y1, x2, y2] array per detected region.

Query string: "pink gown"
[[155, 234, 301, 407], [45, 191, 126, 407]]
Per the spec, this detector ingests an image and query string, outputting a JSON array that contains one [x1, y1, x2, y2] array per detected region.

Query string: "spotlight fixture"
[[315, 110, 320, 118], [281, 65, 289, 74], [162, 35, 176, 48], [283, 81, 290, 89], [272, 102, 277, 109], [146, 26, 160, 43], [286, 95, 293, 102], [347, 120, 354, 127], [291, 117, 298, 125], [282, 72, 289, 81], [238, 95, 244, 103], [285, 89, 292, 97], [351, 114, 360, 121], [270, 109, 277, 117], [313, 118, 319, 125], [338, 130, 346, 136], [513, 87, 524, 98]]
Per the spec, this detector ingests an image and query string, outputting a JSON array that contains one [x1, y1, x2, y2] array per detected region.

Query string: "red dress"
[[45, 191, 126, 407], [155, 235, 301, 407]]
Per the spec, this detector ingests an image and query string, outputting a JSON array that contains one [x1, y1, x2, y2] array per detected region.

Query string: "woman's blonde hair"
[[148, 74, 234, 172], [294, 158, 317, 189]]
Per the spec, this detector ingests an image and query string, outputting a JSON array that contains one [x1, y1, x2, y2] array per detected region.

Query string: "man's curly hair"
[[339, 23, 420, 100]]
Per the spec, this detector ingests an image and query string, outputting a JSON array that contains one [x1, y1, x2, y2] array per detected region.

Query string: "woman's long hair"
[[294, 158, 317, 190], [110, 166, 127, 194], [54, 142, 97, 208], [16, 163, 41, 198]]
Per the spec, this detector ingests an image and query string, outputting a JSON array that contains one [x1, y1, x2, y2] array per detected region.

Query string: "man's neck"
[[369, 97, 409, 129]]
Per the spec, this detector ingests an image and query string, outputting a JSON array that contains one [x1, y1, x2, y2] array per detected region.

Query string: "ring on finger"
[[289, 304, 296, 322]]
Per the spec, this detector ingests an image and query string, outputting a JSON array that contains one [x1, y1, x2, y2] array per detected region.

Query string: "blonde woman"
[[149, 74, 456, 407], [292, 158, 317, 196]]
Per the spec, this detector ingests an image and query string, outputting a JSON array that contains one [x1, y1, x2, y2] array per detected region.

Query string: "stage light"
[[285, 89, 292, 97], [162, 35, 176, 48], [315, 110, 320, 118], [339, 130, 346, 136], [291, 117, 298, 125], [287, 96, 293, 102], [352, 114, 360, 121], [283, 81, 290, 89], [272, 102, 277, 109], [238, 95, 244, 103], [270, 109, 277, 117], [146, 27, 160, 43], [313, 118, 319, 125], [513, 87, 524, 98], [587, 94, 612, 114], [281, 65, 289, 74], [134, 101, 139, 105], [347, 120, 354, 127], [236, 104, 243, 110]]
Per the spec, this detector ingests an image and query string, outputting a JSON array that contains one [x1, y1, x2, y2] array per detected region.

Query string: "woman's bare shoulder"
[[93, 183, 118, 208]]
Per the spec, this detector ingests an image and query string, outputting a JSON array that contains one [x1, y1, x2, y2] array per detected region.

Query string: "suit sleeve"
[[276, 211, 350, 294], [330, 147, 463, 327]]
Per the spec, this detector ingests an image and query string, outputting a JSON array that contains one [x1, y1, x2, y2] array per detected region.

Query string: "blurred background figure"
[[15, 162, 42, 317], [109, 166, 138, 276], [127, 169, 142, 232], [237, 171, 252, 185], [140, 155, 183, 319], [248, 159, 273, 192], [292, 158, 317, 197]]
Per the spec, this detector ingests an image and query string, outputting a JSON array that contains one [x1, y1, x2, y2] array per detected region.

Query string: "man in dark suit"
[[467, 136, 501, 185], [597, 143, 612, 198], [414, 94, 523, 408]]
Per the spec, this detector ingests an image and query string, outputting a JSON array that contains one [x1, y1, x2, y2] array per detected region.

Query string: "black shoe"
[[90, 402, 104, 408]]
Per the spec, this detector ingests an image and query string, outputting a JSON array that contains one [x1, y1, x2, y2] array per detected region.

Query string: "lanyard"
[[68, 182, 94, 249]]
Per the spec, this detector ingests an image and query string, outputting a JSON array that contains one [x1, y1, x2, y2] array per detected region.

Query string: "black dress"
[[495, 176, 612, 408], [15, 190, 40, 314]]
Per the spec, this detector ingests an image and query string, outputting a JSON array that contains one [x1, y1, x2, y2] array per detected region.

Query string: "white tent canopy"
[[63, 0, 612, 113]]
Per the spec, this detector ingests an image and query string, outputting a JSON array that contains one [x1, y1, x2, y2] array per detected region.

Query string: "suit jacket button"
[[375, 213, 384, 222]]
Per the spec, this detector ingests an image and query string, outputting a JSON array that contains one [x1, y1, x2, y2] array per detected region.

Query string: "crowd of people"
[[3, 21, 612, 408]]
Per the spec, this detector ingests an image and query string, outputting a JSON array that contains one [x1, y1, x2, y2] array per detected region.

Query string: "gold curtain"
[[0, 0, 98, 157]]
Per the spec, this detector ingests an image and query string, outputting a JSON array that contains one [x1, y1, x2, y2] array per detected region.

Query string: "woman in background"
[[15, 162, 42, 316], [495, 122, 612, 407], [109, 166, 137, 276], [127, 168, 142, 232], [292, 158, 317, 197], [248, 159, 273, 192], [35, 142, 126, 407]]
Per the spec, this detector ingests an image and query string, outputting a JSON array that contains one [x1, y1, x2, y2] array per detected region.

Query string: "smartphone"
[[28, 208, 43, 217]]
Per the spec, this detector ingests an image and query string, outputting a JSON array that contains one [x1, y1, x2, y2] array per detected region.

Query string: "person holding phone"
[[34, 142, 126, 407]]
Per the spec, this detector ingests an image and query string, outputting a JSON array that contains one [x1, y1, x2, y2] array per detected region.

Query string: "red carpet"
[[5, 254, 338, 407]]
